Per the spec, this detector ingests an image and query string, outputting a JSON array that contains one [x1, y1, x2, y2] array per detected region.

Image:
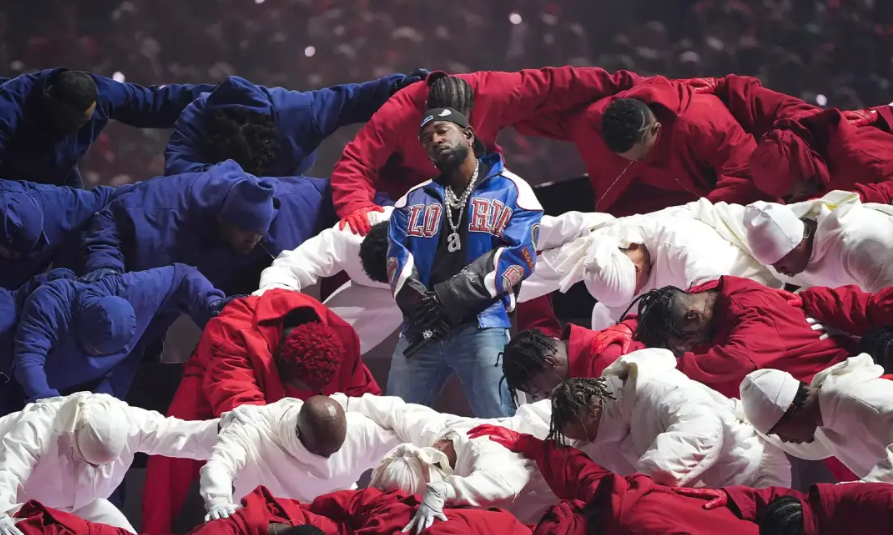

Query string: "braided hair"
[[204, 107, 281, 175], [500, 329, 559, 407], [548, 378, 615, 445], [759, 496, 804, 535], [859, 326, 893, 374], [633, 286, 688, 350], [427, 74, 474, 115]]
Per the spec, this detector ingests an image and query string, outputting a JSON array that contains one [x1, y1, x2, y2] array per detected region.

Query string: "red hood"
[[253, 288, 338, 325], [233, 486, 342, 535]]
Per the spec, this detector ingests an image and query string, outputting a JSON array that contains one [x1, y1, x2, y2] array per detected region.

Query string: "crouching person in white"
[[199, 395, 400, 522], [740, 355, 893, 483], [330, 393, 557, 531], [0, 392, 220, 534], [546, 348, 792, 489]]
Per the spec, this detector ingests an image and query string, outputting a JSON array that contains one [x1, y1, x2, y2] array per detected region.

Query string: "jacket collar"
[[425, 153, 505, 197]]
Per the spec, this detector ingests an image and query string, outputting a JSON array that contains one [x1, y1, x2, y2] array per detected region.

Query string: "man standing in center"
[[387, 107, 543, 418]]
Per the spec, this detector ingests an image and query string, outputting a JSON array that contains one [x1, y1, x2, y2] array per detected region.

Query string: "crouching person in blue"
[[164, 71, 429, 177], [6, 264, 231, 414], [78, 160, 333, 289], [0, 268, 77, 413], [0, 179, 132, 289], [0, 68, 214, 187], [386, 107, 543, 418]]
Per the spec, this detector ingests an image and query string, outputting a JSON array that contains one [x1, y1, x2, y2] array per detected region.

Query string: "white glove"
[[219, 404, 264, 428], [0, 515, 23, 535], [806, 317, 829, 341], [402, 482, 448, 534], [205, 503, 241, 522]]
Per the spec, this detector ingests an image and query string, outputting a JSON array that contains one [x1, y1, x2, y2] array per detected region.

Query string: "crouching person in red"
[[143, 289, 381, 534], [187, 444, 531, 535], [9, 501, 136, 535], [673, 482, 893, 535], [466, 425, 761, 535]]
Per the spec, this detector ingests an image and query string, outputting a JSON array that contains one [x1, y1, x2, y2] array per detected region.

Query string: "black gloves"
[[210, 294, 248, 316], [391, 69, 431, 95]]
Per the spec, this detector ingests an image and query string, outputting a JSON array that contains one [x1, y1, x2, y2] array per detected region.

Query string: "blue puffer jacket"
[[11, 264, 223, 408], [0, 179, 133, 289], [0, 68, 215, 187], [164, 74, 404, 177], [79, 160, 335, 288], [387, 153, 543, 333]]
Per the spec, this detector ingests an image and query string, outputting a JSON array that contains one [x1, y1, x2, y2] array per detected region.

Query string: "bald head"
[[296, 396, 347, 457]]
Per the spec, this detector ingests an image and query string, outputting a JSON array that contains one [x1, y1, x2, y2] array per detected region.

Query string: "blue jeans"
[[386, 324, 515, 417]]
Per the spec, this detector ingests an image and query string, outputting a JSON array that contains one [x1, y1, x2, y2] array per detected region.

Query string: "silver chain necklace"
[[443, 161, 480, 253]]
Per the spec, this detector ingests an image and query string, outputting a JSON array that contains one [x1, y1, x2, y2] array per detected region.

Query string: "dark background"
[[3, 0, 892, 188]]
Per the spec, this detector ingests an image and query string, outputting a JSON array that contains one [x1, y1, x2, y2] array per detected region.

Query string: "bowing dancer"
[[704, 74, 893, 203], [515, 76, 767, 217], [0, 269, 76, 413], [255, 208, 613, 353], [78, 159, 333, 291], [0, 179, 132, 290], [330, 393, 556, 528], [8, 264, 228, 413], [673, 482, 893, 535], [743, 193, 893, 292], [0, 392, 220, 533], [386, 107, 542, 418], [468, 426, 761, 535], [142, 289, 379, 534], [628, 276, 853, 398], [186, 446, 531, 535], [543, 350, 790, 489], [9, 501, 137, 535], [198, 396, 400, 521], [0, 68, 213, 187], [165, 71, 428, 177], [523, 206, 780, 329], [500, 321, 642, 403], [739, 355, 893, 483]]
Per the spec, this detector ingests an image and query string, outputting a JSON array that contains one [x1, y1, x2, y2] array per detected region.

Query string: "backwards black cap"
[[419, 107, 469, 136]]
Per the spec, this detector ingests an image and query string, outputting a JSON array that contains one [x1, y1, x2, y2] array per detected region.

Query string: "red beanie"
[[750, 128, 830, 197], [281, 321, 346, 390]]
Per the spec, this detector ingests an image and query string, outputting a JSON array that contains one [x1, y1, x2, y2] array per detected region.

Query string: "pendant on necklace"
[[447, 232, 461, 253]]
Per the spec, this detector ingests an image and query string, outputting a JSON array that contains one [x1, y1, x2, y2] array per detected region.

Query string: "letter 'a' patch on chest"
[[502, 264, 524, 290], [387, 257, 398, 286]]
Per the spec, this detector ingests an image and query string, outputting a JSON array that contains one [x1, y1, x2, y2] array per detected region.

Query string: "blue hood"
[[205, 76, 274, 117], [74, 291, 137, 356], [0, 192, 48, 253]]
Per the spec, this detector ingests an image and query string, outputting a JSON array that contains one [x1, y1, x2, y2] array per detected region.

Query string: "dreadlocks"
[[500, 329, 558, 408], [634, 286, 688, 349], [427, 74, 474, 115], [548, 378, 615, 445], [204, 107, 281, 175], [759, 495, 804, 535], [860, 326, 893, 374]]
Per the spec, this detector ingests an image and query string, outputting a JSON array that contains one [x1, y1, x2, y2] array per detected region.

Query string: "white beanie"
[[739, 369, 800, 435], [73, 398, 130, 466], [369, 443, 453, 495], [582, 236, 639, 308], [743, 201, 805, 265]]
